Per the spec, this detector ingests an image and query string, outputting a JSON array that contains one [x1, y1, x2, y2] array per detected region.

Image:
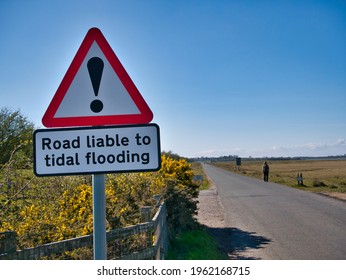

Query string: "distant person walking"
[[263, 161, 269, 182]]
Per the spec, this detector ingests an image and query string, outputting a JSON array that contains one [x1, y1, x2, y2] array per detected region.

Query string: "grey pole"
[[92, 174, 107, 260]]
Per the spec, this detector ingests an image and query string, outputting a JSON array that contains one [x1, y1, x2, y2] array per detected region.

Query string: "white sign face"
[[55, 42, 141, 118], [34, 124, 161, 176]]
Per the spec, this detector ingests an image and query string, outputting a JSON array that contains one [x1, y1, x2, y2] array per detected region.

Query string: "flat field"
[[211, 159, 346, 194]]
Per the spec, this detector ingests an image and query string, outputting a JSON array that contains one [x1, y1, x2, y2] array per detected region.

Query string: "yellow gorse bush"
[[0, 154, 197, 248]]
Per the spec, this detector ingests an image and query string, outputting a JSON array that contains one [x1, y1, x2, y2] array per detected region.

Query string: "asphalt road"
[[203, 163, 346, 260]]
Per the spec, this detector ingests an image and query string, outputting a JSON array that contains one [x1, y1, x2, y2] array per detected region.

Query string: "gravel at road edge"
[[196, 181, 235, 259]]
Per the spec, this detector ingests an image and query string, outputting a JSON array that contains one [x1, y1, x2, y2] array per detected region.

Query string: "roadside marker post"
[[35, 27, 161, 260]]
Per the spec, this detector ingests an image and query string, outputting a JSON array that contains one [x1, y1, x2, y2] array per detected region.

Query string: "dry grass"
[[212, 159, 346, 193]]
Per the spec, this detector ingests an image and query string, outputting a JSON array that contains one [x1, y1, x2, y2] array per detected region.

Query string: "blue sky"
[[1, 0, 345, 158]]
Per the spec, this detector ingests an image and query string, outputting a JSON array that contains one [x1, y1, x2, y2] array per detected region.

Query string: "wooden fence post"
[[140, 206, 152, 223], [140, 206, 153, 257], [296, 173, 304, 185], [0, 231, 17, 255]]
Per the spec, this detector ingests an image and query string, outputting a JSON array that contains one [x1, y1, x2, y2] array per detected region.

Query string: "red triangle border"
[[42, 28, 153, 127]]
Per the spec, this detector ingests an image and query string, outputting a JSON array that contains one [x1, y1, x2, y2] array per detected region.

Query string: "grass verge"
[[166, 228, 226, 260]]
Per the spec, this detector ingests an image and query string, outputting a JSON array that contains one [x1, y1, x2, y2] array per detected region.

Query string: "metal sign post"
[[92, 174, 107, 260]]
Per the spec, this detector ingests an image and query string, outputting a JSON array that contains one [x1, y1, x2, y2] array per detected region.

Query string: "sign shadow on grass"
[[206, 226, 272, 260]]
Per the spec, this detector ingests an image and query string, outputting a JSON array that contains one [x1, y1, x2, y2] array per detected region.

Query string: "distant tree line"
[[190, 155, 346, 162], [189, 155, 239, 162]]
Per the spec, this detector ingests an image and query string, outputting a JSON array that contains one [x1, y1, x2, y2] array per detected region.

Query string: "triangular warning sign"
[[42, 27, 153, 127]]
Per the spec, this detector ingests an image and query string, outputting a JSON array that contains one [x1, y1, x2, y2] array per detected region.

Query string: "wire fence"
[[0, 201, 168, 260]]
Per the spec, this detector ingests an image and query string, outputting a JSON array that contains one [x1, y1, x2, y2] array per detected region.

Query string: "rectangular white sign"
[[34, 124, 161, 176]]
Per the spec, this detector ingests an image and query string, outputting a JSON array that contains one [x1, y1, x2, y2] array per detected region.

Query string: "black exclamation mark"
[[87, 57, 104, 113]]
